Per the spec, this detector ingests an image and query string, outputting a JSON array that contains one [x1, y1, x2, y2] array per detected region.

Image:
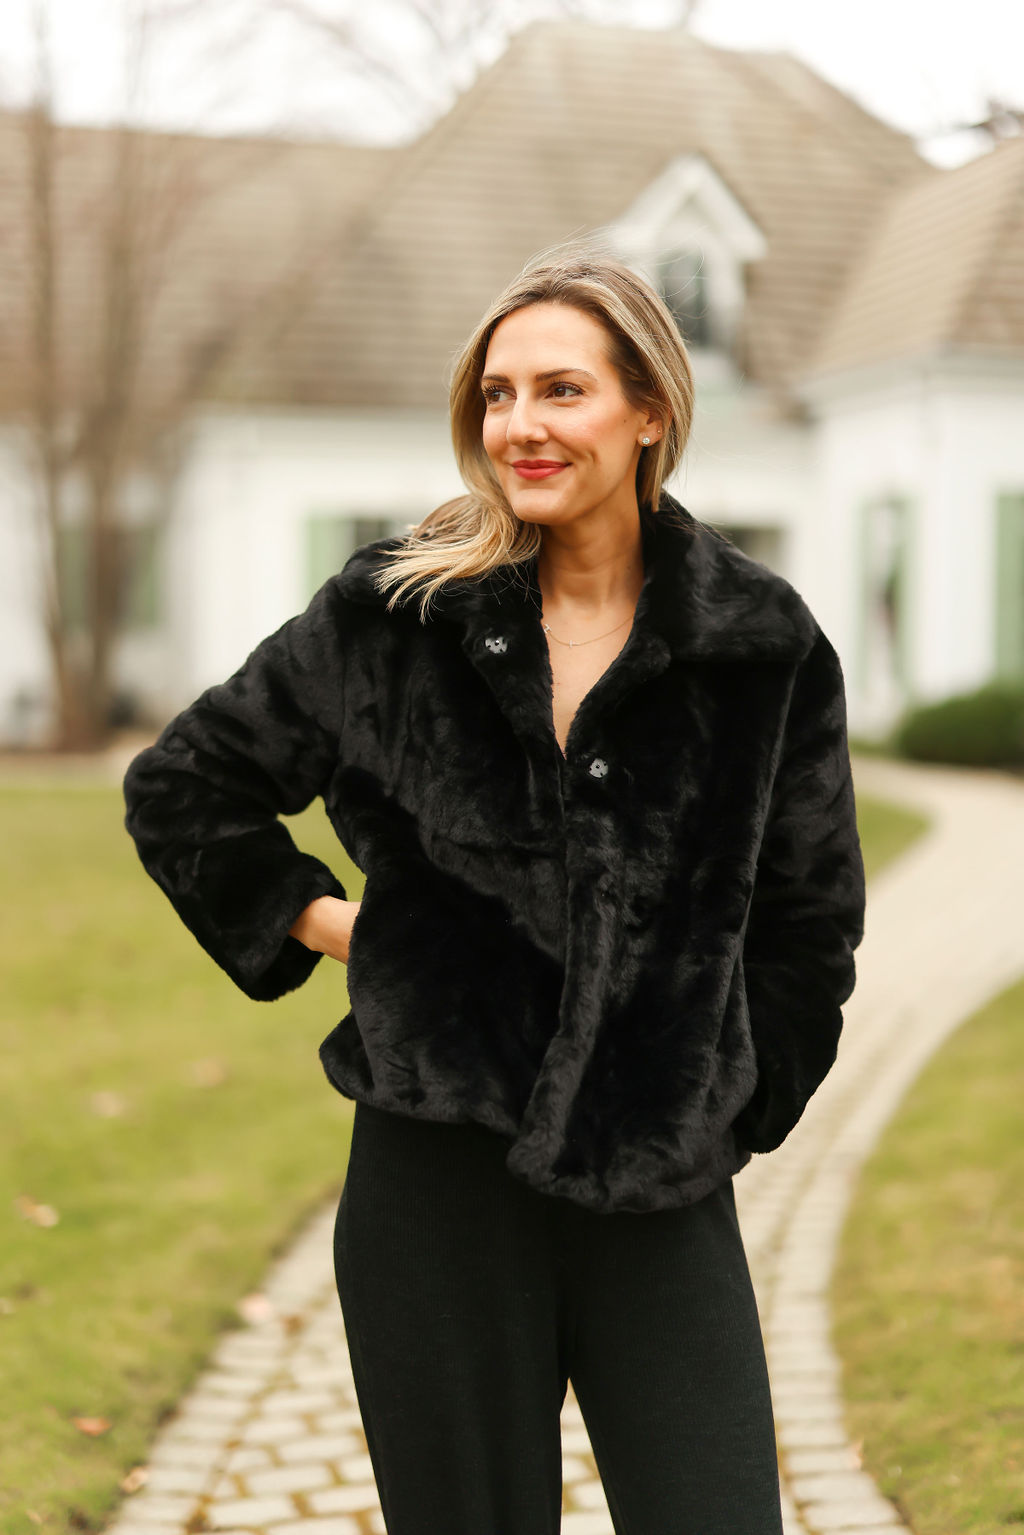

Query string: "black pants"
[[333, 1101, 784, 1535]]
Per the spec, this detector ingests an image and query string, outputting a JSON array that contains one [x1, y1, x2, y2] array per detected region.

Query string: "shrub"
[[893, 682, 1024, 767]]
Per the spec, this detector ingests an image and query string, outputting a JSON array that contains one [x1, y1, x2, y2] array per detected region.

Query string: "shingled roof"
[[0, 22, 929, 417], [0, 111, 401, 415], [268, 20, 924, 409], [807, 135, 1024, 381]]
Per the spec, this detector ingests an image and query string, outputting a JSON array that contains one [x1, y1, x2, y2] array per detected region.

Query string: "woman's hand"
[[289, 896, 361, 963]]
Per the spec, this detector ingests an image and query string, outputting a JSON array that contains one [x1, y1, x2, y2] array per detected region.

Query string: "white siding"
[[4, 361, 1021, 748], [0, 432, 53, 746], [806, 358, 1024, 734], [674, 377, 813, 591], [162, 407, 460, 713]]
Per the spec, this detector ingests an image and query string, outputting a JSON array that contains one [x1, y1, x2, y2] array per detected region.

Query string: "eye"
[[482, 385, 510, 405], [550, 382, 583, 399]]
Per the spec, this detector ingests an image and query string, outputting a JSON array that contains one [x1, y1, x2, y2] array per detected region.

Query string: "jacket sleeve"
[[122, 579, 350, 1002], [732, 627, 866, 1153]]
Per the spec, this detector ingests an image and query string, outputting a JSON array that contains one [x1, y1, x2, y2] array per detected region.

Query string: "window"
[[656, 247, 713, 348], [607, 154, 766, 361], [305, 514, 406, 599], [858, 495, 912, 721]]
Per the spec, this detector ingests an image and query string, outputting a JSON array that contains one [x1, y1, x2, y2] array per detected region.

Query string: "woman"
[[123, 248, 866, 1534]]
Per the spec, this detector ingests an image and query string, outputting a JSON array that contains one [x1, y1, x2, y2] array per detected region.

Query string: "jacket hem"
[[320, 1051, 753, 1214]]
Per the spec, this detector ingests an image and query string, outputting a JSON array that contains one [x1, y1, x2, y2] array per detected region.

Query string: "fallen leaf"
[[25, 1512, 44, 1526], [14, 1194, 59, 1227], [72, 1417, 112, 1436], [190, 1058, 228, 1088], [120, 1466, 148, 1493], [0, 1297, 15, 1316], [281, 1312, 306, 1335], [89, 1090, 127, 1118], [237, 1292, 274, 1324]]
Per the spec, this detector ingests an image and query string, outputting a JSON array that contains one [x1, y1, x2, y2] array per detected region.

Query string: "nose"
[[506, 392, 547, 446]]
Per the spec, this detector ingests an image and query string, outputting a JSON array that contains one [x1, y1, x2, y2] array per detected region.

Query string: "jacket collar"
[[337, 492, 815, 664]]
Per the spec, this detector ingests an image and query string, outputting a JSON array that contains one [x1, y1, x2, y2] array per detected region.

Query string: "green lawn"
[[1, 786, 361, 1535], [832, 975, 1024, 1534], [836, 781, 1024, 1533], [854, 784, 931, 882], [1, 781, 927, 1534]]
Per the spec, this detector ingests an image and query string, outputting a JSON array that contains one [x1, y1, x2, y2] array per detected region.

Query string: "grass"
[[832, 975, 1024, 1534], [1, 780, 925, 1533], [853, 787, 931, 883], [1, 786, 361, 1535]]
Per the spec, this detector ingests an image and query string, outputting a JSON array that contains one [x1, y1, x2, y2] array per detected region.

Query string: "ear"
[[638, 410, 666, 446]]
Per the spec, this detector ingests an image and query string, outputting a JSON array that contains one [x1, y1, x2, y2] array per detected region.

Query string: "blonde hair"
[[375, 242, 697, 619]]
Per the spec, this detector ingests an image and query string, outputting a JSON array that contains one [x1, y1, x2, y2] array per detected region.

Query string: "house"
[[2, 20, 1022, 746], [800, 139, 1024, 732]]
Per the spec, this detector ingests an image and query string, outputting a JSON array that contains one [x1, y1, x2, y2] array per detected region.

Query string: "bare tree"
[[20, 12, 189, 745], [11, 0, 701, 750], [13, 0, 379, 749], [267, 0, 702, 137]]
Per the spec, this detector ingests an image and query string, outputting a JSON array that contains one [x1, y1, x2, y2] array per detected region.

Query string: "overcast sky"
[[0, 0, 1020, 165]]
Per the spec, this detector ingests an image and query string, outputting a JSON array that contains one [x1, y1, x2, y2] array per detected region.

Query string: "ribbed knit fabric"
[[334, 1102, 784, 1535]]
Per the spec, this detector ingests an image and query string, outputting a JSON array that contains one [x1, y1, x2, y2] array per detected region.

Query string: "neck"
[[535, 503, 646, 624]]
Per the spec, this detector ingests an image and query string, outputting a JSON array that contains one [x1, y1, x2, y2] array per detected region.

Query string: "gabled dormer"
[[606, 154, 767, 364]]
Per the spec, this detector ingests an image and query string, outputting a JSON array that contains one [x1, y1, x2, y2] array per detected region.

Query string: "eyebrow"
[[480, 367, 598, 386]]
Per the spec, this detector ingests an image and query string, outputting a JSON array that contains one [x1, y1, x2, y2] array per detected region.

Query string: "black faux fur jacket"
[[123, 494, 866, 1214]]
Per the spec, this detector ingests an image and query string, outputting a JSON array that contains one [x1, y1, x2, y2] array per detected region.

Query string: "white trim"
[[606, 153, 767, 261], [603, 153, 765, 362], [798, 348, 1024, 410]]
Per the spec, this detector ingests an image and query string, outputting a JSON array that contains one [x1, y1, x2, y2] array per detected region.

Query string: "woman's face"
[[480, 301, 659, 529]]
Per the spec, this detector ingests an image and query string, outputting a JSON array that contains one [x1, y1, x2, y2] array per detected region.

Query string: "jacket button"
[[588, 756, 609, 778], [484, 634, 508, 654]]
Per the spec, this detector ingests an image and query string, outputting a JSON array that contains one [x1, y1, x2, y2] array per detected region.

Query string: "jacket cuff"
[[730, 1015, 838, 1153], [229, 857, 349, 1002], [157, 828, 349, 1002], [732, 946, 851, 1152]]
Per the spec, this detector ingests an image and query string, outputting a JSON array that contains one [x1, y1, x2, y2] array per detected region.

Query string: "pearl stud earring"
[[641, 435, 652, 446]]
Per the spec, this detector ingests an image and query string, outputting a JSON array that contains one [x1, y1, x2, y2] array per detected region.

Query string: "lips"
[[511, 460, 568, 480]]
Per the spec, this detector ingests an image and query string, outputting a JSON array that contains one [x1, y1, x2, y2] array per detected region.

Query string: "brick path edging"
[[741, 756, 1024, 1533]]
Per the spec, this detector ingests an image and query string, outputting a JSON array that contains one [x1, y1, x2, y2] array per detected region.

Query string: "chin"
[[506, 494, 567, 524], [510, 501, 562, 522]]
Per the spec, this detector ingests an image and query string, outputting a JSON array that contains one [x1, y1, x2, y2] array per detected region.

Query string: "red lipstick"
[[512, 460, 568, 480]]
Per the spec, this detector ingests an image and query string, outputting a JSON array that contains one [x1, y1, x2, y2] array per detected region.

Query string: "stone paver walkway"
[[104, 756, 1024, 1535]]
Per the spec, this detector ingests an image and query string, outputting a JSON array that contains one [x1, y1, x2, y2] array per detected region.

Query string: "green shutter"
[[304, 515, 406, 601], [56, 523, 90, 634], [995, 492, 1024, 680], [119, 524, 161, 630], [56, 522, 161, 633], [306, 517, 344, 598]]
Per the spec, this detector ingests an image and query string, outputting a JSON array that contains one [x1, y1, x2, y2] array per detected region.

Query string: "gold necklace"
[[541, 613, 633, 648]]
